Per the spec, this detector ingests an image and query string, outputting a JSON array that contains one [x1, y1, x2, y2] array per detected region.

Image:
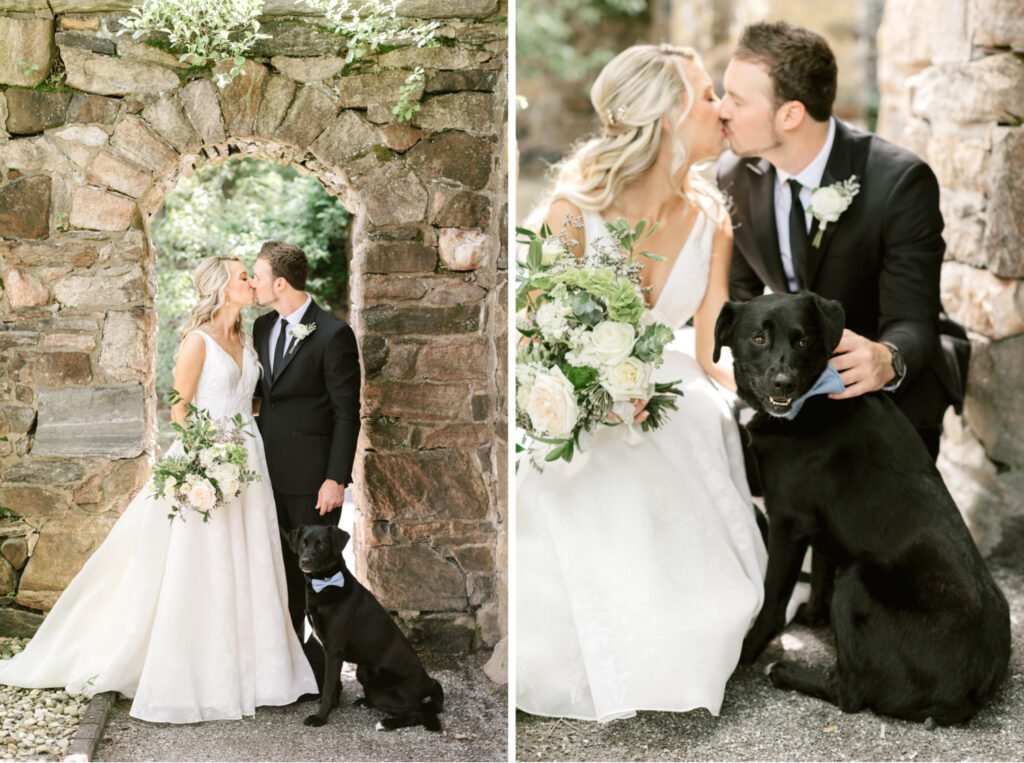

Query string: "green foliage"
[[119, 0, 268, 87], [152, 159, 351, 407], [304, 0, 441, 65], [393, 66, 425, 123], [517, 0, 647, 83]]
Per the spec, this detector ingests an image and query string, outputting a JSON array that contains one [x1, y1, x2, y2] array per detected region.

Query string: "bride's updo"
[[536, 43, 724, 224], [179, 256, 249, 345]]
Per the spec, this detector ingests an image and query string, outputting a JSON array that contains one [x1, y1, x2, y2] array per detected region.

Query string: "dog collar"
[[783, 364, 846, 420], [311, 570, 345, 593]]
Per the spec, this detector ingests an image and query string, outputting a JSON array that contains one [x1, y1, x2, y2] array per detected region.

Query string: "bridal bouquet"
[[516, 218, 684, 465], [149, 390, 260, 522]]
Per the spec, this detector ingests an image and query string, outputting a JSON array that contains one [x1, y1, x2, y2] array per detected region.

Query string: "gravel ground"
[[0, 639, 86, 761], [95, 649, 507, 762], [516, 554, 1024, 762]]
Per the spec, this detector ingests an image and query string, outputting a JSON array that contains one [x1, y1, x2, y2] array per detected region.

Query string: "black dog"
[[714, 291, 1010, 725], [286, 525, 444, 730]]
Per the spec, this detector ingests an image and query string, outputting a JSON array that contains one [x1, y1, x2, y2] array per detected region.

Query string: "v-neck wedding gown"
[[516, 207, 768, 722], [0, 330, 316, 723]]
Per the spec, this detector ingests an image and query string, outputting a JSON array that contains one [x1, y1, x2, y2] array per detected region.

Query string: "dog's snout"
[[772, 372, 796, 396]]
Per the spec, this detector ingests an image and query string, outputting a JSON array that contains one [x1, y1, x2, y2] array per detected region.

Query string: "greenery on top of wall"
[[120, 0, 268, 87], [119, 0, 443, 113]]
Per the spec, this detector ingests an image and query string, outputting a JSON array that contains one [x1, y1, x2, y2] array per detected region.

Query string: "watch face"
[[892, 348, 906, 377]]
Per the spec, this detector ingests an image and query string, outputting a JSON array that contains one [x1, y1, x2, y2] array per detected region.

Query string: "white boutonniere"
[[807, 176, 860, 248], [287, 322, 316, 353]]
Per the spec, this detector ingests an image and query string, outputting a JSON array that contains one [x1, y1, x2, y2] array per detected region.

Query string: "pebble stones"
[[0, 638, 86, 761]]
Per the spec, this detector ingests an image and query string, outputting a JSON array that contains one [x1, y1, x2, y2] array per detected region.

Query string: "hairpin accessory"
[[606, 106, 628, 126]]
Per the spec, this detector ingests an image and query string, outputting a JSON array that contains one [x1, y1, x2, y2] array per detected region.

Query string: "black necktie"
[[272, 318, 288, 377], [788, 178, 809, 291]]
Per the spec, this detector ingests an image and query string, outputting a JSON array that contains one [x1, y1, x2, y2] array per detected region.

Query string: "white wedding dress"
[[0, 330, 316, 723], [516, 207, 769, 722]]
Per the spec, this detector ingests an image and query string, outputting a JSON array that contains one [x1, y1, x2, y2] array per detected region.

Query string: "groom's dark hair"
[[258, 241, 308, 291], [735, 21, 837, 123]]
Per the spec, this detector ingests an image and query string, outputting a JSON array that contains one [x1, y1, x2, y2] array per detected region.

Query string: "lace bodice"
[[188, 330, 260, 421], [582, 202, 715, 329]]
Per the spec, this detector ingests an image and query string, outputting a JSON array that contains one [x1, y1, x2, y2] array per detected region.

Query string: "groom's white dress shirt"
[[268, 293, 312, 374], [773, 116, 836, 294]]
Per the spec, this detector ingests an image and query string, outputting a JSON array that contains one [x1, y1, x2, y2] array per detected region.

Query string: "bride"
[[0, 256, 316, 723], [517, 44, 768, 722]]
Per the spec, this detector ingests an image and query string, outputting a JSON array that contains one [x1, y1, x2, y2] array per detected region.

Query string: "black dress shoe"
[[296, 692, 321, 703]]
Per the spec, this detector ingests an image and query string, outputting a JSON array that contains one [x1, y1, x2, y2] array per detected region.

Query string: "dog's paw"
[[375, 721, 385, 732], [303, 715, 327, 727]]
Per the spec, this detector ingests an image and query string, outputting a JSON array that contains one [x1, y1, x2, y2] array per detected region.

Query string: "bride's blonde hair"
[[178, 256, 250, 348], [530, 43, 725, 228]]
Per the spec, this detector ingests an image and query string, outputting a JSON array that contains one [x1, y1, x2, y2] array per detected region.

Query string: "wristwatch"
[[882, 342, 906, 384]]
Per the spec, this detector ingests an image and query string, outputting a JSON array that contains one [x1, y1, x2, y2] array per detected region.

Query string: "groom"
[[250, 240, 361, 686], [716, 20, 967, 460]]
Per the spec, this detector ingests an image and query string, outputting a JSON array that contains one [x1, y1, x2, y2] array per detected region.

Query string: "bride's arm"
[[170, 333, 206, 428], [694, 212, 737, 393]]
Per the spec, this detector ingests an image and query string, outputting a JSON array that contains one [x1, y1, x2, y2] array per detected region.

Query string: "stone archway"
[[0, 1, 507, 655]]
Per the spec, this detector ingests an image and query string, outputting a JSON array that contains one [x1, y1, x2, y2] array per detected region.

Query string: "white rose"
[[220, 478, 240, 497], [164, 476, 177, 493], [570, 321, 635, 368], [188, 479, 216, 511], [535, 299, 571, 340], [215, 462, 239, 481], [601, 357, 654, 402], [540, 239, 563, 266], [526, 367, 579, 439], [809, 186, 846, 222]]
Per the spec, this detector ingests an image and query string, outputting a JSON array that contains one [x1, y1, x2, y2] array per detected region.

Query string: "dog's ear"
[[713, 301, 740, 363], [809, 293, 846, 353], [329, 526, 350, 557], [286, 526, 307, 554]]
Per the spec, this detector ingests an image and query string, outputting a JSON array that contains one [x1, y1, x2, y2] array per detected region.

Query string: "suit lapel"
[[804, 121, 858, 289], [745, 159, 789, 291], [270, 300, 318, 387]]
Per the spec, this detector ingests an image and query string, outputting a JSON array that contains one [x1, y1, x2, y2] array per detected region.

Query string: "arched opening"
[[148, 157, 353, 452]]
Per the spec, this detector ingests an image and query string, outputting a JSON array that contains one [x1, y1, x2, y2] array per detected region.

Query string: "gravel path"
[[516, 559, 1024, 762], [95, 649, 507, 762], [0, 639, 86, 761]]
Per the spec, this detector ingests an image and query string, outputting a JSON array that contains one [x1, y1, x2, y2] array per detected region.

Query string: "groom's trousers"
[[274, 490, 342, 689]]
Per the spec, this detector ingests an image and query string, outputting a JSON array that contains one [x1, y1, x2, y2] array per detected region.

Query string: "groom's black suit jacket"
[[252, 299, 360, 495], [717, 119, 967, 445]]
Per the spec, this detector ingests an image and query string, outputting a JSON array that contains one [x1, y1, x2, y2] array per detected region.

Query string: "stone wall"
[[0, 0, 508, 656], [876, 0, 1024, 554]]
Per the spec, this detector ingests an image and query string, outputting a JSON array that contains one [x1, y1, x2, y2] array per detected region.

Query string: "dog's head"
[[287, 525, 350, 576], [714, 291, 845, 418]]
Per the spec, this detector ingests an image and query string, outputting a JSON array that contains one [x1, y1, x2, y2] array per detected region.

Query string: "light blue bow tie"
[[783, 364, 846, 420], [311, 570, 345, 593]]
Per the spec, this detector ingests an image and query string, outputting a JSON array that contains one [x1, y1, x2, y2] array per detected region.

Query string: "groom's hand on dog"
[[827, 329, 896, 399], [316, 479, 346, 515]]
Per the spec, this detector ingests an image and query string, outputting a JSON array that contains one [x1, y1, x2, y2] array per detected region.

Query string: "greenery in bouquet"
[[516, 217, 684, 465], [150, 390, 260, 522]]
